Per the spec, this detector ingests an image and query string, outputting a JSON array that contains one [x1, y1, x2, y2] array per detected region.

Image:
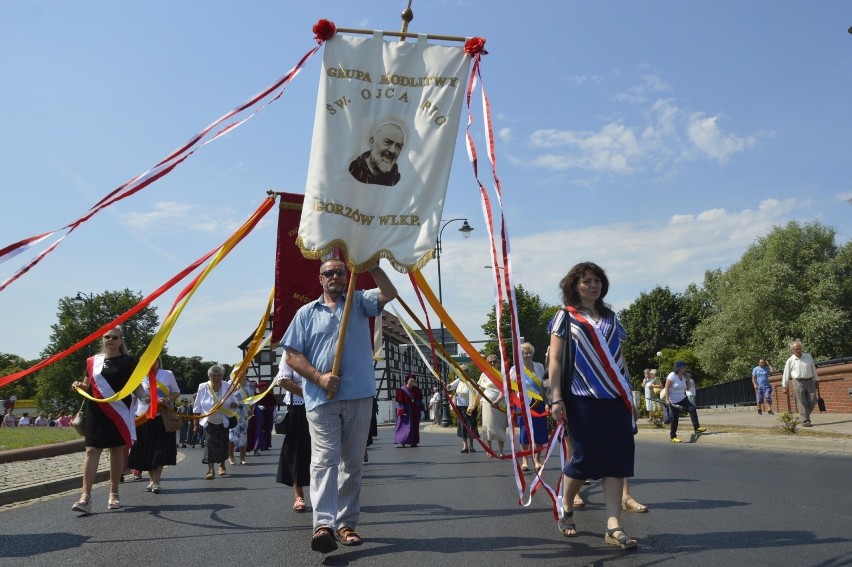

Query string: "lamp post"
[[74, 292, 96, 355], [436, 218, 474, 426]]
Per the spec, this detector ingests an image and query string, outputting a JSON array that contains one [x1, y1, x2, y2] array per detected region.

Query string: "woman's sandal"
[[107, 493, 121, 510], [604, 526, 638, 549], [622, 496, 648, 513], [311, 526, 338, 554], [72, 494, 91, 514], [573, 495, 586, 508], [293, 497, 306, 512], [336, 526, 363, 546], [557, 510, 577, 537]]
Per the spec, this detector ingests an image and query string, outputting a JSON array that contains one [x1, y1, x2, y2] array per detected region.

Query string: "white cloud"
[[525, 69, 759, 176], [123, 201, 197, 231], [612, 73, 672, 104], [565, 74, 604, 86], [686, 113, 757, 163], [391, 198, 806, 345], [529, 123, 641, 173], [497, 127, 512, 143]]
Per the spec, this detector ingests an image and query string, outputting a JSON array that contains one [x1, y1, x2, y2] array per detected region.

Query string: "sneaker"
[[694, 427, 706, 433], [133, 473, 142, 482], [802, 421, 813, 427], [757, 409, 762, 415], [145, 483, 154, 492], [670, 437, 682, 443], [767, 410, 774, 415], [72, 495, 91, 514]]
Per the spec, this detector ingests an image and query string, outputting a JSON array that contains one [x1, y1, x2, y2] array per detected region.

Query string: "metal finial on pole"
[[400, 0, 414, 40]]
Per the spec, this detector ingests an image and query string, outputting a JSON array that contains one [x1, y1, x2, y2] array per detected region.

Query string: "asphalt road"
[[1, 430, 851, 566]]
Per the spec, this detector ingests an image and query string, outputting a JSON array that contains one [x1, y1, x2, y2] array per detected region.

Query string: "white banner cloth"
[[298, 33, 471, 271]]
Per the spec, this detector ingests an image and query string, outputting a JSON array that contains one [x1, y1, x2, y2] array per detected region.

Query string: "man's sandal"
[[557, 510, 577, 537], [604, 526, 638, 549], [337, 526, 363, 546], [311, 526, 338, 554], [621, 496, 648, 512]]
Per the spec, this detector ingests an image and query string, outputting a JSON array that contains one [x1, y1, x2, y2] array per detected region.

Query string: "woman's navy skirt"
[[564, 395, 634, 480]]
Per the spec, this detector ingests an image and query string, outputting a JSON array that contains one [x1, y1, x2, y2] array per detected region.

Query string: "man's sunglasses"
[[320, 269, 347, 278]]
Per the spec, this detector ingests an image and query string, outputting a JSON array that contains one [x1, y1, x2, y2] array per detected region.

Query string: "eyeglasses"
[[103, 335, 121, 340], [320, 269, 346, 278]]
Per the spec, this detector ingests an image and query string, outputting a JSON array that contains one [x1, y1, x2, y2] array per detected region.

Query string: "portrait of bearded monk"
[[348, 122, 405, 186]]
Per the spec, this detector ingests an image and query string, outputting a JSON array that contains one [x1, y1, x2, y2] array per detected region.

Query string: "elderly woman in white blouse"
[[193, 365, 238, 480]]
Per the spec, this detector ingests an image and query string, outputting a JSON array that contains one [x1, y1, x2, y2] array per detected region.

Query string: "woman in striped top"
[[548, 262, 639, 550]]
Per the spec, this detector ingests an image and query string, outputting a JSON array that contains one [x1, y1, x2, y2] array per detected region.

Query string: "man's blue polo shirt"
[[281, 289, 379, 411]]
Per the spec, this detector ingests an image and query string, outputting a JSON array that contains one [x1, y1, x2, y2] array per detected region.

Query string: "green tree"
[[163, 355, 223, 398], [0, 353, 36, 404], [480, 284, 559, 367], [619, 286, 688, 375], [693, 221, 851, 382], [34, 289, 159, 412]]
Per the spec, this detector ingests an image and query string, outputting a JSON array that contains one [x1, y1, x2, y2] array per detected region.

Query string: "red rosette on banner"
[[464, 37, 487, 57], [313, 19, 336, 43]]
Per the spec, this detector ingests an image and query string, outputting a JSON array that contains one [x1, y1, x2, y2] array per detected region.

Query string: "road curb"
[[0, 471, 108, 507], [0, 439, 85, 464]]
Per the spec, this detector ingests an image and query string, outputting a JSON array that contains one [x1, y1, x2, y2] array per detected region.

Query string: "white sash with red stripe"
[[88, 354, 136, 446]]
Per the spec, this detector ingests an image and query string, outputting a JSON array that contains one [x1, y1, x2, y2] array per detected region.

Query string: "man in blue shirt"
[[281, 258, 396, 553], [752, 358, 775, 415]]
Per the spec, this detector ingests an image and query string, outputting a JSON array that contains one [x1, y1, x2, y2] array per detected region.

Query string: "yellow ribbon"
[[76, 197, 275, 403]]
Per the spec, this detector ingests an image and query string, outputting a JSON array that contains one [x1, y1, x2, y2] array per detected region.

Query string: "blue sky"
[[1, 1, 850, 365]]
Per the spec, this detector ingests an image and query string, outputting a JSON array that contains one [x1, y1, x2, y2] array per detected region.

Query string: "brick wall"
[[771, 361, 852, 413]]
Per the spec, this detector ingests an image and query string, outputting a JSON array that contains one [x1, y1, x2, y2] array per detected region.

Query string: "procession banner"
[[272, 192, 376, 344], [297, 33, 471, 272]]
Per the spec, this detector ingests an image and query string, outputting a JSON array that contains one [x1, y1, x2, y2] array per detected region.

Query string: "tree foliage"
[[34, 289, 160, 412], [480, 284, 559, 367], [0, 353, 35, 403], [618, 286, 689, 374], [692, 221, 851, 382], [163, 354, 224, 398]]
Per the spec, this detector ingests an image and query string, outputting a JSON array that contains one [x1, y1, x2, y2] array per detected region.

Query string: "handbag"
[[71, 399, 86, 436], [816, 383, 826, 413], [160, 405, 182, 433], [662, 404, 673, 425]]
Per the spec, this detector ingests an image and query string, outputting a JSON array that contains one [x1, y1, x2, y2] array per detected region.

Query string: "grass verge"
[[0, 428, 81, 451]]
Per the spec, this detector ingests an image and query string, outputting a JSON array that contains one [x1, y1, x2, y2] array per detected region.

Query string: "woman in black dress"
[[275, 360, 311, 512], [71, 326, 147, 514], [128, 357, 181, 494]]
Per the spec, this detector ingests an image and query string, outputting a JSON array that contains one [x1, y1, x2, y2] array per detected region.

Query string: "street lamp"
[[74, 292, 96, 355], [436, 218, 474, 426]]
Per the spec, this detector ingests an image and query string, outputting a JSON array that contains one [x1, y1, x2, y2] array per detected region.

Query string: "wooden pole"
[[327, 269, 359, 400], [335, 27, 467, 43], [399, 0, 414, 40]]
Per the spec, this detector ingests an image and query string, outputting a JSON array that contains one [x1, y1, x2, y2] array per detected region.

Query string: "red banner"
[[271, 193, 375, 345]]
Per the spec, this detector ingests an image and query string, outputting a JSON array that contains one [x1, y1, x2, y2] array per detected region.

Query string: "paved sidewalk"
[[2, 409, 850, 509]]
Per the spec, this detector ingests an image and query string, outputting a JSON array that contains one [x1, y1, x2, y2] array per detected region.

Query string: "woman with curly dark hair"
[[548, 262, 639, 549]]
